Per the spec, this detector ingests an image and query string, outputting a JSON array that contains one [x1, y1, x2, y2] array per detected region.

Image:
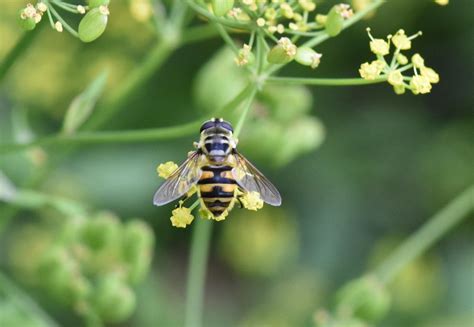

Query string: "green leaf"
[[62, 71, 108, 135]]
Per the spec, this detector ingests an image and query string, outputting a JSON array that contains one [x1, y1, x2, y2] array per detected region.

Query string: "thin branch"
[[266, 76, 387, 86], [375, 185, 474, 284]]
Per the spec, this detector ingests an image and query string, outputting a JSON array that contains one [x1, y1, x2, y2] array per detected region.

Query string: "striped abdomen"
[[198, 165, 237, 217]]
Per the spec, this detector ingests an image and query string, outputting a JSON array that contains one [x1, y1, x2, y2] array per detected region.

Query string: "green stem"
[[266, 76, 387, 86], [181, 24, 220, 44], [0, 27, 42, 83], [303, 0, 385, 48], [375, 185, 474, 284], [0, 121, 200, 155], [234, 87, 258, 138], [0, 84, 255, 155], [0, 272, 59, 327], [186, 0, 251, 30], [184, 219, 213, 327], [47, 3, 79, 37]]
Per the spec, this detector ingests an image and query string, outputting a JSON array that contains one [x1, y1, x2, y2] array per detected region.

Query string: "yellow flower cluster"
[[359, 28, 440, 95], [156, 161, 266, 228], [210, 1, 357, 69]]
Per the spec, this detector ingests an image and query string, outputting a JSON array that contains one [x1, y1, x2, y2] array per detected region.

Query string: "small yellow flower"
[[37, 2, 48, 13], [280, 3, 294, 19], [392, 29, 411, 50], [235, 44, 253, 66], [434, 0, 449, 5], [264, 8, 277, 20], [199, 207, 214, 220], [410, 75, 432, 94], [387, 70, 404, 86], [170, 207, 194, 228], [315, 14, 327, 25], [228, 7, 242, 18], [299, 0, 316, 12], [335, 3, 353, 19], [240, 191, 264, 211], [420, 66, 440, 84], [54, 21, 63, 32], [278, 37, 297, 57], [396, 53, 408, 65], [77, 5, 86, 14], [370, 39, 390, 56], [99, 5, 110, 15], [157, 161, 178, 179], [359, 60, 385, 80], [411, 53, 425, 68], [393, 84, 406, 95], [256, 17, 266, 27]]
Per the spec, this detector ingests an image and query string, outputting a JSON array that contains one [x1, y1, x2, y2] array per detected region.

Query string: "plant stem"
[[181, 24, 220, 44], [234, 87, 258, 138], [0, 121, 200, 155], [375, 185, 474, 284], [0, 84, 255, 155], [184, 219, 213, 327], [0, 27, 42, 83], [0, 272, 59, 327], [186, 0, 251, 30], [266, 76, 387, 86]]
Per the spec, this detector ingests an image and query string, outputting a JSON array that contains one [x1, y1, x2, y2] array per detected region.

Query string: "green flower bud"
[[393, 84, 405, 95], [78, 7, 109, 43], [37, 248, 89, 304], [17, 10, 36, 31], [325, 7, 344, 37], [80, 211, 120, 251], [260, 84, 312, 121], [267, 37, 297, 64], [396, 53, 408, 65], [295, 47, 322, 69], [87, 0, 110, 8], [211, 0, 234, 17], [336, 275, 391, 322], [93, 275, 136, 323], [122, 220, 154, 283]]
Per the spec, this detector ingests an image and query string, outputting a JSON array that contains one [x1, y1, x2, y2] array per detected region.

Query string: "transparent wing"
[[231, 152, 282, 206], [153, 152, 202, 206]]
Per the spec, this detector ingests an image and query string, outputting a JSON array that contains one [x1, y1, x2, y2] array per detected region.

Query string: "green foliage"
[[62, 71, 108, 134], [0, 1, 472, 327]]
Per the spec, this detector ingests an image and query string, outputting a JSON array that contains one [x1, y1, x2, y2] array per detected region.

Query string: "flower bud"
[[122, 220, 154, 283], [211, 0, 234, 17], [295, 47, 322, 69], [267, 37, 297, 64], [80, 211, 120, 251], [396, 53, 408, 65], [336, 275, 391, 322], [93, 275, 136, 322], [78, 7, 109, 43], [393, 84, 406, 95], [17, 10, 36, 31], [87, 0, 110, 8], [325, 7, 344, 37], [315, 14, 327, 25]]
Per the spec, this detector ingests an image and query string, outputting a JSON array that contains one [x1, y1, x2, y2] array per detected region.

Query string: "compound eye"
[[200, 121, 215, 133], [220, 121, 233, 132]]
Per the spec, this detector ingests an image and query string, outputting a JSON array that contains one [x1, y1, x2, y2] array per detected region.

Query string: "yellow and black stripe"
[[198, 165, 237, 217]]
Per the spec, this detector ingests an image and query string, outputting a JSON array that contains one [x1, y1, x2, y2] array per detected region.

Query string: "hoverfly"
[[153, 118, 281, 218]]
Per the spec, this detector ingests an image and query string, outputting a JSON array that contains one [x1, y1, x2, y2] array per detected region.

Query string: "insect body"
[[153, 118, 281, 218]]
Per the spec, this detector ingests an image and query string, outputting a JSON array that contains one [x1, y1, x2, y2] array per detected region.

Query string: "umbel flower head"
[[17, 0, 110, 42], [156, 161, 267, 228], [359, 28, 440, 95]]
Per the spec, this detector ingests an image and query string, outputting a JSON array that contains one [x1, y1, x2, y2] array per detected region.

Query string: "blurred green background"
[[0, 0, 473, 326]]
